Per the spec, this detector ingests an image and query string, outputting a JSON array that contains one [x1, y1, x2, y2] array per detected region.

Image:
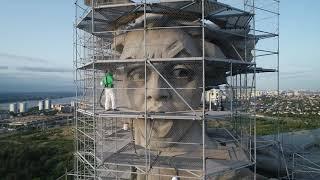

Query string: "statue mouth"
[[146, 99, 196, 112], [147, 119, 174, 138], [147, 104, 173, 112]]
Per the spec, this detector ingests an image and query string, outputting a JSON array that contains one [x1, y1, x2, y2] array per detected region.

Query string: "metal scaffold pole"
[[252, 1, 257, 178], [201, 0, 206, 178], [91, 0, 97, 178], [143, 0, 148, 176]]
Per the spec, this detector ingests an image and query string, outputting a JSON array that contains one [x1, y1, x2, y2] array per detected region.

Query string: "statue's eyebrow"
[[166, 40, 184, 58], [124, 56, 134, 60], [125, 64, 145, 75], [172, 48, 190, 58]]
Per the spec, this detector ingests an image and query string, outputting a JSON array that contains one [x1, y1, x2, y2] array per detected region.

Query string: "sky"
[[0, 1, 74, 92], [0, 0, 319, 92]]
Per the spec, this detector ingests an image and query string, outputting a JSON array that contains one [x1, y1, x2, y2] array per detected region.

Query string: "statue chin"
[[134, 119, 195, 149]]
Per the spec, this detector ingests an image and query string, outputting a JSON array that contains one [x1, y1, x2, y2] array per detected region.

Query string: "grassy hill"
[[0, 127, 74, 180]]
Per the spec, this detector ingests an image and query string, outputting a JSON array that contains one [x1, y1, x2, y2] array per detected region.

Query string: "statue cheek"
[[154, 120, 174, 138], [128, 91, 144, 110], [125, 81, 145, 110], [186, 81, 201, 100]]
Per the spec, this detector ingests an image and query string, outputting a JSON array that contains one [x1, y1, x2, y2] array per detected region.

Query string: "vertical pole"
[[100, 117, 102, 167], [91, 0, 96, 178], [252, 0, 257, 178], [239, 74, 242, 146], [244, 0, 250, 153], [235, 74, 238, 112], [277, 0, 281, 143], [240, 74, 242, 107], [115, 117, 118, 179], [276, 5, 281, 177], [74, 1, 79, 179], [143, 0, 148, 178], [209, 93, 212, 111], [65, 168, 68, 180], [201, 0, 206, 179], [230, 63, 233, 127], [253, 66, 257, 180], [292, 153, 295, 180]]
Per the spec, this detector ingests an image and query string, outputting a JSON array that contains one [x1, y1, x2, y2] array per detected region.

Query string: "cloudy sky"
[[0, 1, 73, 92], [0, 0, 319, 92]]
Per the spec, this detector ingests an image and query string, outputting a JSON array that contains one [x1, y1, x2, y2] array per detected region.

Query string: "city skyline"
[[0, 0, 319, 92]]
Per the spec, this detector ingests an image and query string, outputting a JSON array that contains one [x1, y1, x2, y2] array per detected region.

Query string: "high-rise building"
[[38, 100, 44, 111], [45, 99, 51, 110], [19, 102, 27, 113], [9, 103, 18, 113]]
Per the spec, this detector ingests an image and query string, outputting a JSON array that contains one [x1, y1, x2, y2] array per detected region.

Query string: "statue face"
[[115, 29, 204, 112], [113, 28, 224, 146], [123, 62, 202, 112]]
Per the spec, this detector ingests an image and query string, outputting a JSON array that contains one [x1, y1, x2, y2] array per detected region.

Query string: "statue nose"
[[147, 72, 170, 101]]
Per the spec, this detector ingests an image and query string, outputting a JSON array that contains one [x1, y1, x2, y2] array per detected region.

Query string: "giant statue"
[[80, 1, 311, 179], [109, 13, 258, 179]]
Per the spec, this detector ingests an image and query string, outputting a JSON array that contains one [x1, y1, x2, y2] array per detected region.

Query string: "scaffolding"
[[72, 0, 280, 179], [292, 152, 320, 179]]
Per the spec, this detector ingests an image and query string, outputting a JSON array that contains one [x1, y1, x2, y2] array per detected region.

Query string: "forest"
[[0, 127, 73, 180]]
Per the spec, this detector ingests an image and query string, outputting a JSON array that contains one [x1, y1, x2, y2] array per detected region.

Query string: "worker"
[[171, 176, 179, 180], [100, 70, 117, 111]]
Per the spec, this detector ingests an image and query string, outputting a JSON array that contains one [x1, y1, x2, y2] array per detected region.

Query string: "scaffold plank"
[[77, 57, 254, 70], [77, 0, 253, 35], [77, 108, 232, 120]]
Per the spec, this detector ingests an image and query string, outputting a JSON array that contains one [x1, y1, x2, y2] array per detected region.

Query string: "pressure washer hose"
[[99, 88, 105, 109]]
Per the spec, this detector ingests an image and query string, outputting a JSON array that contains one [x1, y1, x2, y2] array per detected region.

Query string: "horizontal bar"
[[93, 0, 194, 9], [245, 4, 280, 15], [254, 49, 278, 54], [78, 57, 254, 69], [206, 57, 255, 65], [254, 52, 278, 57]]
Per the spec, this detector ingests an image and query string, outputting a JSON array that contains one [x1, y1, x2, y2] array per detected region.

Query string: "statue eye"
[[171, 67, 193, 79], [127, 67, 145, 81]]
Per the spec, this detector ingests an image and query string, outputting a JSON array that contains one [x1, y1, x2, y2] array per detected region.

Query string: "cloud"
[[16, 66, 73, 73], [0, 77, 73, 92], [0, 52, 49, 63], [0, 66, 8, 70], [0, 72, 74, 92]]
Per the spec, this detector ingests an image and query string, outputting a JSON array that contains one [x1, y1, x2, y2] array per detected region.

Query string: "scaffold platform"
[[77, 108, 233, 120]]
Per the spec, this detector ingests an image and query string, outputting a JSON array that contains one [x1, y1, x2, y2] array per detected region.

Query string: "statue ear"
[[205, 62, 227, 90], [112, 33, 126, 54], [204, 40, 225, 58], [203, 40, 228, 89]]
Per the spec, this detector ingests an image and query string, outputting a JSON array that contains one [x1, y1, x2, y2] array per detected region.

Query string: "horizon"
[[0, 0, 319, 92]]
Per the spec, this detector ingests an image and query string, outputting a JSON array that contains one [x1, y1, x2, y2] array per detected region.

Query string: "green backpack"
[[103, 73, 114, 88]]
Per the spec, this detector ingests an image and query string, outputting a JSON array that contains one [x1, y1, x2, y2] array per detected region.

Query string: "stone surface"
[[99, 12, 259, 179]]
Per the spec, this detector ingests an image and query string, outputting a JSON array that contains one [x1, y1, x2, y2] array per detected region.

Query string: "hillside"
[[0, 127, 74, 180]]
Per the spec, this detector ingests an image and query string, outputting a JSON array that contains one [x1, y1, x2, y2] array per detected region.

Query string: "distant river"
[[0, 97, 76, 111]]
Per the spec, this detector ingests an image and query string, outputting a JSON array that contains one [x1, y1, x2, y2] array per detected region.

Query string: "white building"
[[38, 100, 44, 111], [45, 99, 51, 110], [205, 89, 223, 110], [9, 103, 18, 113], [293, 91, 300, 96], [19, 102, 27, 113], [206, 89, 222, 103]]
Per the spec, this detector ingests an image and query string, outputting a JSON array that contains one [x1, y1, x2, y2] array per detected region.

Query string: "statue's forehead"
[[125, 29, 187, 43], [118, 29, 200, 58]]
